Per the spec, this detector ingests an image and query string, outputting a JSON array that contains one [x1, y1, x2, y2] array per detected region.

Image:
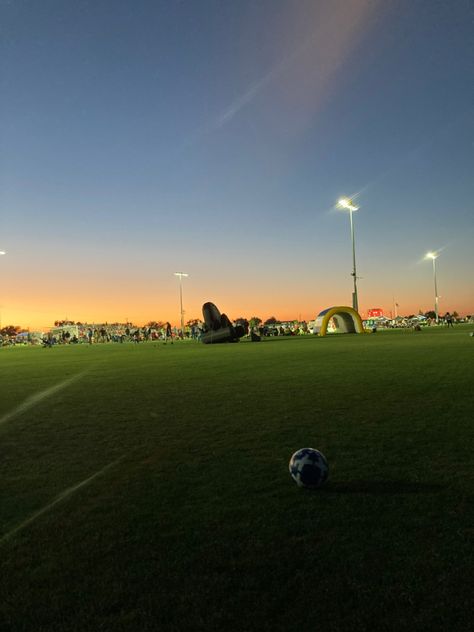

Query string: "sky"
[[1, 0, 473, 329]]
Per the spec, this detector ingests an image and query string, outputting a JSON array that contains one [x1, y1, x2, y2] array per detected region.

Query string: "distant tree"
[[406, 314, 415, 320], [424, 311, 436, 319], [234, 317, 249, 334], [452, 311, 459, 319], [249, 316, 262, 328], [264, 316, 279, 325], [186, 318, 202, 327], [146, 321, 164, 329], [1, 325, 21, 337]]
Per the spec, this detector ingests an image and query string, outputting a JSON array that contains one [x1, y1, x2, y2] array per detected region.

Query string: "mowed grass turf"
[[0, 328, 473, 631]]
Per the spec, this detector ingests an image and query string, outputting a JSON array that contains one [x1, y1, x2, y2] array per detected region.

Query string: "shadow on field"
[[322, 480, 442, 494]]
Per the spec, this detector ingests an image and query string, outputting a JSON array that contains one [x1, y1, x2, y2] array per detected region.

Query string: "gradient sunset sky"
[[1, 0, 473, 330]]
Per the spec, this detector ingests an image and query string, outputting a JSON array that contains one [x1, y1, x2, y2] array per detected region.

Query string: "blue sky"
[[1, 0, 473, 327]]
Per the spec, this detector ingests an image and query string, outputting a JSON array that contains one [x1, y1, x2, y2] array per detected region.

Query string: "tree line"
[[2, 311, 470, 339]]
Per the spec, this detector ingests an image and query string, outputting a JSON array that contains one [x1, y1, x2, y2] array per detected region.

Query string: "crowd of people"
[[40, 322, 201, 347], [0, 312, 469, 347], [364, 312, 464, 331], [2, 320, 306, 346]]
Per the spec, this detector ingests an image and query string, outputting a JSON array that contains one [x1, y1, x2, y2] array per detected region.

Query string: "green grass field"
[[1, 328, 473, 631]]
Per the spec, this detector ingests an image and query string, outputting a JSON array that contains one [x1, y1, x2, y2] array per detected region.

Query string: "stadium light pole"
[[174, 272, 189, 333], [0, 251, 5, 330], [337, 197, 359, 312], [425, 252, 439, 323]]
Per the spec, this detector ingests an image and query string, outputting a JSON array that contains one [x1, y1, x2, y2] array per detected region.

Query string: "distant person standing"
[[165, 322, 173, 344], [445, 312, 454, 328], [87, 328, 93, 345]]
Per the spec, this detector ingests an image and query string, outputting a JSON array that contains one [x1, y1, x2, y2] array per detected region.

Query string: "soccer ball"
[[289, 448, 329, 489]]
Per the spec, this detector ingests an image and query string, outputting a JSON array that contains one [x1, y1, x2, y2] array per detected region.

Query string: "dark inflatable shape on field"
[[201, 302, 246, 344]]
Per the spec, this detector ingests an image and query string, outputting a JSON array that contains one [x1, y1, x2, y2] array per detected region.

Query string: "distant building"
[[367, 308, 384, 319], [50, 325, 79, 339]]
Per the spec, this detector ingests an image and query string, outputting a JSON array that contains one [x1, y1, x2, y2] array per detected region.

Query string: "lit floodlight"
[[0, 251, 5, 255], [337, 197, 359, 212], [425, 251, 438, 260], [174, 272, 189, 278]]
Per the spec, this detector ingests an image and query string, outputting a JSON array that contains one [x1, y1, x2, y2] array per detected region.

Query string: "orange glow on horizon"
[[3, 292, 473, 332], [2, 255, 473, 331]]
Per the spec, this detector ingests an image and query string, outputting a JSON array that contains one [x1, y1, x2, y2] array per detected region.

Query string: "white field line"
[[0, 457, 123, 546], [0, 371, 87, 428]]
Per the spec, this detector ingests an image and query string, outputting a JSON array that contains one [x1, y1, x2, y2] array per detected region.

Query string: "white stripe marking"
[[0, 457, 122, 546], [0, 372, 87, 427]]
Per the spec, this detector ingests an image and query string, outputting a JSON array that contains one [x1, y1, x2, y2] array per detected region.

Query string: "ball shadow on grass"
[[319, 480, 442, 494]]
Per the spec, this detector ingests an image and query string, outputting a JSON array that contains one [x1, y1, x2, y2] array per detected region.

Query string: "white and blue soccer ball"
[[289, 448, 329, 489]]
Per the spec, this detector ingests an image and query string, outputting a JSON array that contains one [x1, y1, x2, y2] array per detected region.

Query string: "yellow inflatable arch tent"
[[313, 306, 364, 337]]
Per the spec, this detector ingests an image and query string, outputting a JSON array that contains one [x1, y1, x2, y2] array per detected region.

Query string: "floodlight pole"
[[349, 207, 359, 313], [174, 272, 188, 333], [432, 256, 439, 323], [425, 252, 439, 324], [337, 198, 359, 313], [0, 251, 5, 331]]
